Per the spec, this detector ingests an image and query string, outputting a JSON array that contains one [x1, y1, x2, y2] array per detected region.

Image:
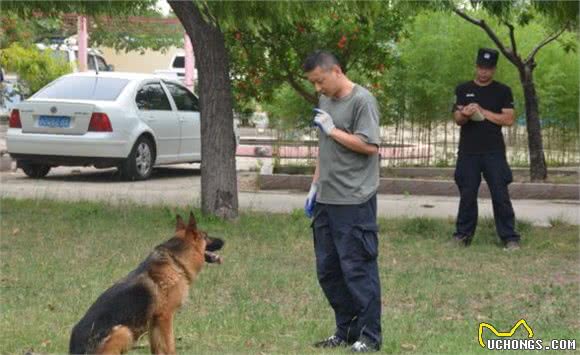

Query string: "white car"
[[153, 52, 197, 84], [36, 42, 114, 72], [7, 72, 238, 180]]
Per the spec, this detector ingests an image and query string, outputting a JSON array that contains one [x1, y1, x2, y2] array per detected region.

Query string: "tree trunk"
[[519, 63, 548, 181], [444, 120, 448, 164], [169, 1, 238, 219]]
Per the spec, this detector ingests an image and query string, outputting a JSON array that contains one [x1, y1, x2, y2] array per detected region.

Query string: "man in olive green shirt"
[[303, 50, 382, 353]]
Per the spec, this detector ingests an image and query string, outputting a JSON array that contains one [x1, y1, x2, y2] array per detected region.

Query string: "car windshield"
[[34, 76, 130, 101]]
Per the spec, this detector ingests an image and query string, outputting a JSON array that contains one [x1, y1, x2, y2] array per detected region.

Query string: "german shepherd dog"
[[69, 212, 224, 354]]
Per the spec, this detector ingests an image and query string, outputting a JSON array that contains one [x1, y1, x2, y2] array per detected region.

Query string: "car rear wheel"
[[20, 163, 51, 178], [120, 137, 155, 181]]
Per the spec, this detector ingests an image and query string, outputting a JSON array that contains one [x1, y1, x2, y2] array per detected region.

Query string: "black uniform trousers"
[[311, 194, 382, 346], [454, 152, 520, 242]]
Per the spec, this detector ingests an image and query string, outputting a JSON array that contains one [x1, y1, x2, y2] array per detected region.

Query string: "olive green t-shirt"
[[317, 84, 380, 205]]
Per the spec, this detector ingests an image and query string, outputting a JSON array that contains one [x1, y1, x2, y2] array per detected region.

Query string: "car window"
[[34, 76, 129, 101], [164, 82, 199, 112], [72, 52, 97, 70], [87, 55, 96, 70], [95, 56, 108, 71], [135, 83, 172, 111], [172, 56, 185, 69]]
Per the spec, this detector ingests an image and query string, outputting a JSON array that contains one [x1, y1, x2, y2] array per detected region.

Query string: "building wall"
[[98, 46, 181, 74]]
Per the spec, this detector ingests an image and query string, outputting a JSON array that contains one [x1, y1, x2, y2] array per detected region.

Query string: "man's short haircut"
[[302, 50, 341, 72]]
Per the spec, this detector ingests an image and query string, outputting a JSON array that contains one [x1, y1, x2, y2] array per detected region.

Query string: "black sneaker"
[[313, 335, 348, 348], [351, 336, 380, 352], [451, 233, 473, 246]]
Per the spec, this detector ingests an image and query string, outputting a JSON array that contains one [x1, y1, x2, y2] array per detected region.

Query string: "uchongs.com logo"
[[478, 319, 576, 351]]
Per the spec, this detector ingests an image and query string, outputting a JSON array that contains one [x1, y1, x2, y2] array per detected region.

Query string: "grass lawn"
[[1, 198, 578, 354]]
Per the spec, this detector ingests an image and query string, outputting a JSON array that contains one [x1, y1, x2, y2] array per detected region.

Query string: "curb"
[[258, 174, 580, 201], [379, 167, 578, 179]]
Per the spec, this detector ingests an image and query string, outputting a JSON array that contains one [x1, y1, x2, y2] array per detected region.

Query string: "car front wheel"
[[20, 163, 51, 178], [120, 137, 154, 181]]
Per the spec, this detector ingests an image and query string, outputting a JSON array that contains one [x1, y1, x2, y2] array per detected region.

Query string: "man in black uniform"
[[452, 48, 521, 250]]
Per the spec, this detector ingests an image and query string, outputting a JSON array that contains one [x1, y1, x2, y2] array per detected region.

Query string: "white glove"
[[304, 182, 318, 218], [313, 109, 336, 135]]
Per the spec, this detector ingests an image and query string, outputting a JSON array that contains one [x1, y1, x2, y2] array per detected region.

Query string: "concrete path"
[[1, 166, 578, 226], [1, 123, 578, 226]]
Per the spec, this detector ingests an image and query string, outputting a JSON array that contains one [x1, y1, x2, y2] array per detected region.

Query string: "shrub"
[[0, 43, 71, 97]]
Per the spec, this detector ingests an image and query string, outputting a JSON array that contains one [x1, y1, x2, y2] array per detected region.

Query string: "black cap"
[[476, 48, 499, 68]]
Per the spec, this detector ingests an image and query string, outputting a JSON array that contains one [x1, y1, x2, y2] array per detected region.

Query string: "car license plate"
[[38, 115, 71, 128]]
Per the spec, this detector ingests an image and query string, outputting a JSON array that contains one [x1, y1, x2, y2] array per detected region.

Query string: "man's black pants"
[[311, 194, 382, 345], [454, 152, 520, 242]]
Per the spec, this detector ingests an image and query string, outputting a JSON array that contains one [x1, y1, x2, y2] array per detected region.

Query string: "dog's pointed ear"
[[187, 211, 197, 230], [175, 214, 186, 231]]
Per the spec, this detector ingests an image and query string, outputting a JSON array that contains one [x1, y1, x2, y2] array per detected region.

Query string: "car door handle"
[[145, 117, 157, 122], [179, 118, 186, 122]]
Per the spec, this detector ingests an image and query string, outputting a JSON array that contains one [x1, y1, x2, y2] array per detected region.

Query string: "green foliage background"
[[250, 10, 578, 134], [1, 2, 577, 136], [0, 43, 71, 97]]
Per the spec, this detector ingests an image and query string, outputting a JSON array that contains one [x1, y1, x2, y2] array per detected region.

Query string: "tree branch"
[[286, 74, 317, 105], [525, 24, 569, 64], [167, 1, 200, 38], [505, 21, 518, 59], [168, 1, 220, 37], [453, 8, 520, 67], [452, 7, 481, 27]]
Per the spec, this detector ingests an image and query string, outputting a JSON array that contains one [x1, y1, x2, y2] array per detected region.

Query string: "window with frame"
[[172, 56, 185, 69], [95, 56, 108, 71], [135, 83, 172, 111], [164, 82, 199, 112], [87, 55, 96, 70], [34, 77, 129, 101]]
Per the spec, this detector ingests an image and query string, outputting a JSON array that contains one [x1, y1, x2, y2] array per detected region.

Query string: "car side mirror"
[[106, 64, 115, 71]]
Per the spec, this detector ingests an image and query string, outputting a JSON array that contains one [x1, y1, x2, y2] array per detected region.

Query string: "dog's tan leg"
[[95, 325, 134, 355], [149, 315, 175, 355], [149, 319, 162, 354]]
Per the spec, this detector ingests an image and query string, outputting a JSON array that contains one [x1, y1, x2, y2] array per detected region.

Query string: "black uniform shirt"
[[454, 80, 514, 154]]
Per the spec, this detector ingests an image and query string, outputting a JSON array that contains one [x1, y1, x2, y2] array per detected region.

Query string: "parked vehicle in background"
[[251, 112, 269, 129], [7, 71, 238, 180], [153, 51, 197, 84], [36, 40, 114, 72]]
